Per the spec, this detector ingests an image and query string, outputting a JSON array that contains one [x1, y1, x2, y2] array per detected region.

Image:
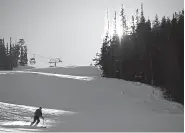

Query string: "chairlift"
[[29, 54, 36, 65]]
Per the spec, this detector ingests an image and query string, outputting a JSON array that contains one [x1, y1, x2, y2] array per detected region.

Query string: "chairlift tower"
[[49, 58, 62, 67], [29, 54, 36, 65]]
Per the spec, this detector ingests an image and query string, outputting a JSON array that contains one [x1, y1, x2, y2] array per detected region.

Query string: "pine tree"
[[93, 9, 111, 76], [23, 45, 28, 65], [113, 11, 117, 35], [18, 39, 28, 66], [110, 11, 120, 78], [13, 42, 20, 68], [20, 46, 24, 65], [120, 4, 127, 36], [161, 16, 166, 28], [6, 43, 9, 56], [0, 39, 5, 69], [9, 38, 13, 69], [153, 14, 160, 28], [0, 38, 9, 69], [131, 15, 136, 33], [140, 3, 145, 23], [136, 9, 139, 27]]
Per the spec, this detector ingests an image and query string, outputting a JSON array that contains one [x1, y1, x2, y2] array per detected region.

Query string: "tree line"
[[94, 4, 184, 104], [0, 37, 28, 70]]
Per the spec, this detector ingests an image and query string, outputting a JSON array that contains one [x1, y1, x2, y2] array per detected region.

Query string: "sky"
[[0, 0, 184, 67]]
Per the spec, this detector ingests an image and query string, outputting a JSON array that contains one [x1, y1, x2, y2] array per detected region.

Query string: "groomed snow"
[[28, 66, 102, 77], [0, 66, 183, 132]]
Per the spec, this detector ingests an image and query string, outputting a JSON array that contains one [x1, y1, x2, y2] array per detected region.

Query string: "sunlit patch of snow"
[[0, 72, 14, 75], [1, 124, 44, 132], [0, 102, 77, 132], [0, 127, 16, 132], [2, 71, 94, 81], [0, 102, 76, 117], [2, 121, 29, 126], [0, 72, 7, 75]]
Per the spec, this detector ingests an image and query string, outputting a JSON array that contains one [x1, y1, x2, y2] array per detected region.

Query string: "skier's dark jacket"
[[34, 109, 42, 117]]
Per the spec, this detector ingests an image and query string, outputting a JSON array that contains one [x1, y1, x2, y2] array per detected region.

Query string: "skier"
[[30, 107, 44, 126]]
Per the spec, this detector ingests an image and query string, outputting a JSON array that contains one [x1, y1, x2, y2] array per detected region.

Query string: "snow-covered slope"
[[0, 67, 183, 132], [29, 66, 101, 77], [13, 65, 35, 71]]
